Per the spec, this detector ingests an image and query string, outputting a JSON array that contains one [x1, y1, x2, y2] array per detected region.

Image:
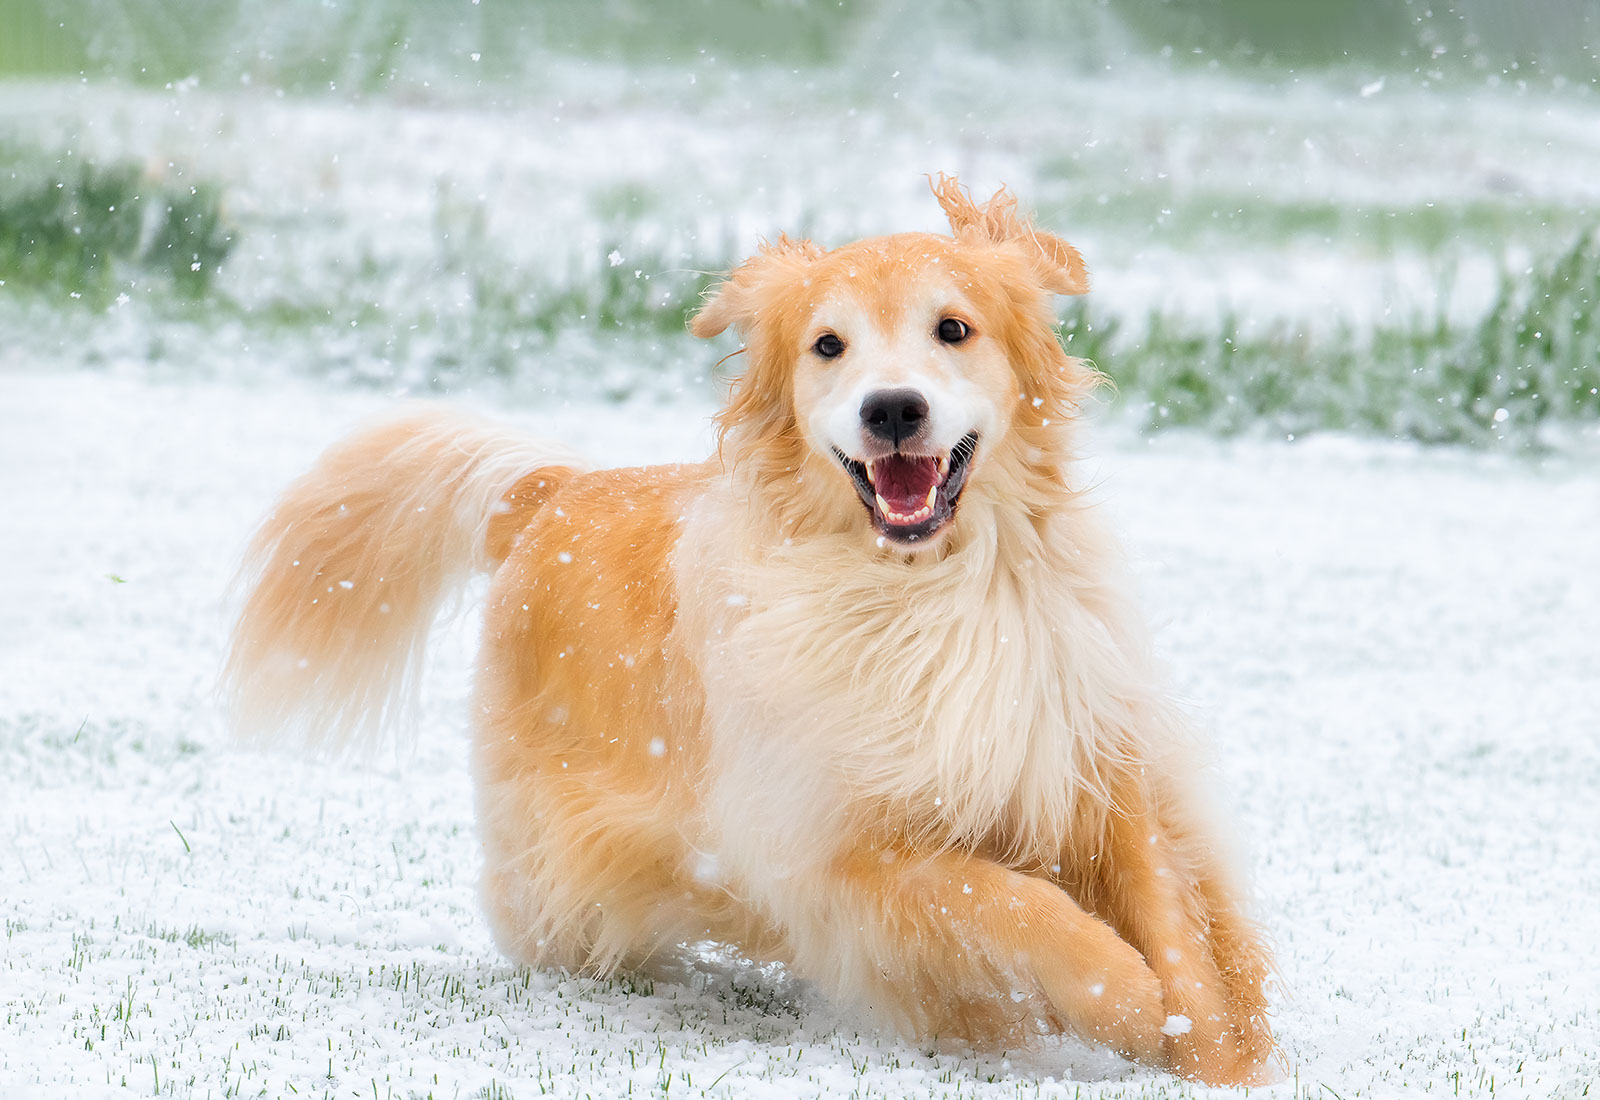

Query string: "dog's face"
[[789, 240, 1010, 545], [694, 179, 1097, 550]]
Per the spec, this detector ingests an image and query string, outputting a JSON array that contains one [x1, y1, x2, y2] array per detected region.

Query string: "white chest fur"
[[674, 485, 1170, 867]]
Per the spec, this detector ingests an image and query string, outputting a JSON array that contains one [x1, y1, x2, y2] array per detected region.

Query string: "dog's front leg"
[[762, 842, 1167, 1061], [1065, 794, 1277, 1085]]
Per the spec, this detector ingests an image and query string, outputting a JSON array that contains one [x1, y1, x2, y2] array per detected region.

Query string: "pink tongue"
[[876, 455, 939, 511]]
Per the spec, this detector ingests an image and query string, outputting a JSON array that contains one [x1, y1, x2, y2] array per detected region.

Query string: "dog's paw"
[[1165, 1015, 1282, 1087], [1032, 924, 1166, 1066]]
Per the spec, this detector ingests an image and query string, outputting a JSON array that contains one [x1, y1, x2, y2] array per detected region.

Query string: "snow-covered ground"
[[3, 371, 1596, 1098]]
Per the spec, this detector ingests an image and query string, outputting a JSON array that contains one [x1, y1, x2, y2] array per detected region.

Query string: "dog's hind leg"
[[473, 763, 699, 975], [472, 746, 783, 978]]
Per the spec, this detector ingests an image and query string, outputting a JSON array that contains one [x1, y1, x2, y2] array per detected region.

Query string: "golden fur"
[[224, 178, 1276, 1084]]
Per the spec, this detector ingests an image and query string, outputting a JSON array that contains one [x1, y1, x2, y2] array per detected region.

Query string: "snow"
[[3, 372, 1596, 1097]]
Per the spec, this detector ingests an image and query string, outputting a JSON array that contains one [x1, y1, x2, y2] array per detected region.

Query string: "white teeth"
[[865, 461, 876, 486], [937, 455, 949, 479], [924, 485, 938, 509], [876, 495, 935, 527]]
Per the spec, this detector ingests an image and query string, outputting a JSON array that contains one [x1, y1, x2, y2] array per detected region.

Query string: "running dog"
[[224, 177, 1276, 1084]]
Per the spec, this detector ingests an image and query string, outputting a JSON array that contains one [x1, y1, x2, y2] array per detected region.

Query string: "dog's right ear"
[[690, 235, 822, 338]]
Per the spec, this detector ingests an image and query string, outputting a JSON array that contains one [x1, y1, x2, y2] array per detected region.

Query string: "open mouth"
[[831, 432, 979, 544]]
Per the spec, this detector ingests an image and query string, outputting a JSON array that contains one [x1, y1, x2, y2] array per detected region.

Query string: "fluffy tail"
[[222, 407, 583, 752]]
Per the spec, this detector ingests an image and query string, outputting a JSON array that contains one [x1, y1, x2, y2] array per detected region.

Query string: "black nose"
[[859, 388, 930, 447]]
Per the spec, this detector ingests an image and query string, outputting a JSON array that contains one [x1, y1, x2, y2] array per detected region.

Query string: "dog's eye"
[[813, 333, 845, 359], [937, 318, 970, 344]]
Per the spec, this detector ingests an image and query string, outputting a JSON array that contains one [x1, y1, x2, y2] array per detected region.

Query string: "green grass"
[[1083, 231, 1600, 444], [194, 213, 728, 393], [413, 188, 728, 378], [390, 217, 1600, 446], [0, 150, 233, 302], [1036, 184, 1596, 257], [3, 138, 1594, 447], [143, 922, 236, 950]]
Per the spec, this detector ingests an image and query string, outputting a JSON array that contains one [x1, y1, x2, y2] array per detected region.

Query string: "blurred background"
[[2, 0, 1597, 445]]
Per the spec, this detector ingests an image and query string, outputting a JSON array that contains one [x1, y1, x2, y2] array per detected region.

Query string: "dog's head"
[[693, 177, 1100, 552]]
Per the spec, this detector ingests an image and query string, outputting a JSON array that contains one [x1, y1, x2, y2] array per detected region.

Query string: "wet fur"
[[224, 178, 1276, 1084]]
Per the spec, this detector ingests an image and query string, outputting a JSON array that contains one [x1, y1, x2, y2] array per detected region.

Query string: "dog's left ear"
[[690, 234, 822, 338], [931, 174, 1089, 297]]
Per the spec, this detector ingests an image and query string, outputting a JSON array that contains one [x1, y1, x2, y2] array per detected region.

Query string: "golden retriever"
[[223, 177, 1276, 1084]]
